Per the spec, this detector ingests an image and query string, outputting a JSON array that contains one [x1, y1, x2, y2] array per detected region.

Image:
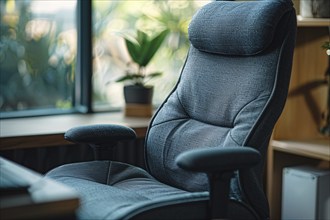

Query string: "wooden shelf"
[[267, 140, 329, 220], [267, 19, 329, 220], [297, 16, 330, 27], [271, 139, 330, 161]]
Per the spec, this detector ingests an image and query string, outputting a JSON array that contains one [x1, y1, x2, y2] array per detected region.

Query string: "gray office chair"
[[46, 0, 297, 219]]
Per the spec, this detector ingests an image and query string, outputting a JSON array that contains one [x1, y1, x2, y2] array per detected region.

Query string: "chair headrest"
[[188, 0, 294, 55]]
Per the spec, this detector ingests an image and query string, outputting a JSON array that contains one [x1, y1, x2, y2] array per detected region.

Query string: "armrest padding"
[[64, 124, 137, 145], [176, 147, 260, 173]]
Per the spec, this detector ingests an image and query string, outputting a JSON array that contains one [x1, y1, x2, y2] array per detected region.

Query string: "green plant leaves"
[[125, 29, 168, 67], [115, 74, 144, 83], [322, 41, 330, 50], [125, 39, 141, 64], [146, 72, 162, 78], [119, 29, 168, 86]]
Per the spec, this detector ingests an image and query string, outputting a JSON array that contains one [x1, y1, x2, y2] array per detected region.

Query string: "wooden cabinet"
[[267, 17, 330, 220]]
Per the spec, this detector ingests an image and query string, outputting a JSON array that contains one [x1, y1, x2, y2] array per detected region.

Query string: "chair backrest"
[[145, 0, 296, 218]]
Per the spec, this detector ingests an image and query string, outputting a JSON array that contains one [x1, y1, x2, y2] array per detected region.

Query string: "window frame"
[[75, 0, 92, 114]]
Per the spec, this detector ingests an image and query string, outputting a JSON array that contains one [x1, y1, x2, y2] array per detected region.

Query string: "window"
[[0, 0, 77, 117], [0, 0, 209, 118], [92, 0, 209, 110]]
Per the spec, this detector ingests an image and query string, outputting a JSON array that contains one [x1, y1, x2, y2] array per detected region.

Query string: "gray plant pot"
[[300, 0, 330, 18], [123, 85, 153, 104]]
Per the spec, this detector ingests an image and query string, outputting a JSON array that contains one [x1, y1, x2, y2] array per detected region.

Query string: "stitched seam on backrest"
[[231, 93, 270, 145], [106, 161, 112, 185]]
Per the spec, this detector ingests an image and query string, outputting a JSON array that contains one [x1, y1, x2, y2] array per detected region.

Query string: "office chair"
[[46, 0, 297, 219]]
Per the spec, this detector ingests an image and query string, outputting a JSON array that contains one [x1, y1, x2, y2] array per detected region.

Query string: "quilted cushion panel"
[[46, 161, 208, 220]]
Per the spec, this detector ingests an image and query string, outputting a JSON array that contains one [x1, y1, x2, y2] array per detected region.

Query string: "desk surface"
[[0, 157, 79, 219], [0, 112, 150, 150]]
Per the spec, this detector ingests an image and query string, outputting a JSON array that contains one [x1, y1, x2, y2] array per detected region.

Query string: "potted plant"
[[116, 29, 168, 117]]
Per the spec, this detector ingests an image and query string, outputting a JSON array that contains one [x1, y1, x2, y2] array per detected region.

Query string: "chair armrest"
[[65, 124, 137, 160], [175, 147, 261, 219], [175, 146, 260, 173], [65, 124, 137, 145]]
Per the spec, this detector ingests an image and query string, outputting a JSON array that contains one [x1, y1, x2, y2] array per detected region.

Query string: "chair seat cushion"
[[46, 161, 209, 220]]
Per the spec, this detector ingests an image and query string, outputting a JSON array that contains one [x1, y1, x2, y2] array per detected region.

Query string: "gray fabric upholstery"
[[189, 0, 293, 55], [145, 0, 296, 218], [46, 0, 297, 219], [46, 161, 209, 220]]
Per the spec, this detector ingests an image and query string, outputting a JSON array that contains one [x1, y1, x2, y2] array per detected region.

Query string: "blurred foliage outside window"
[[0, 0, 210, 116], [0, 0, 77, 114], [92, 0, 210, 110]]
